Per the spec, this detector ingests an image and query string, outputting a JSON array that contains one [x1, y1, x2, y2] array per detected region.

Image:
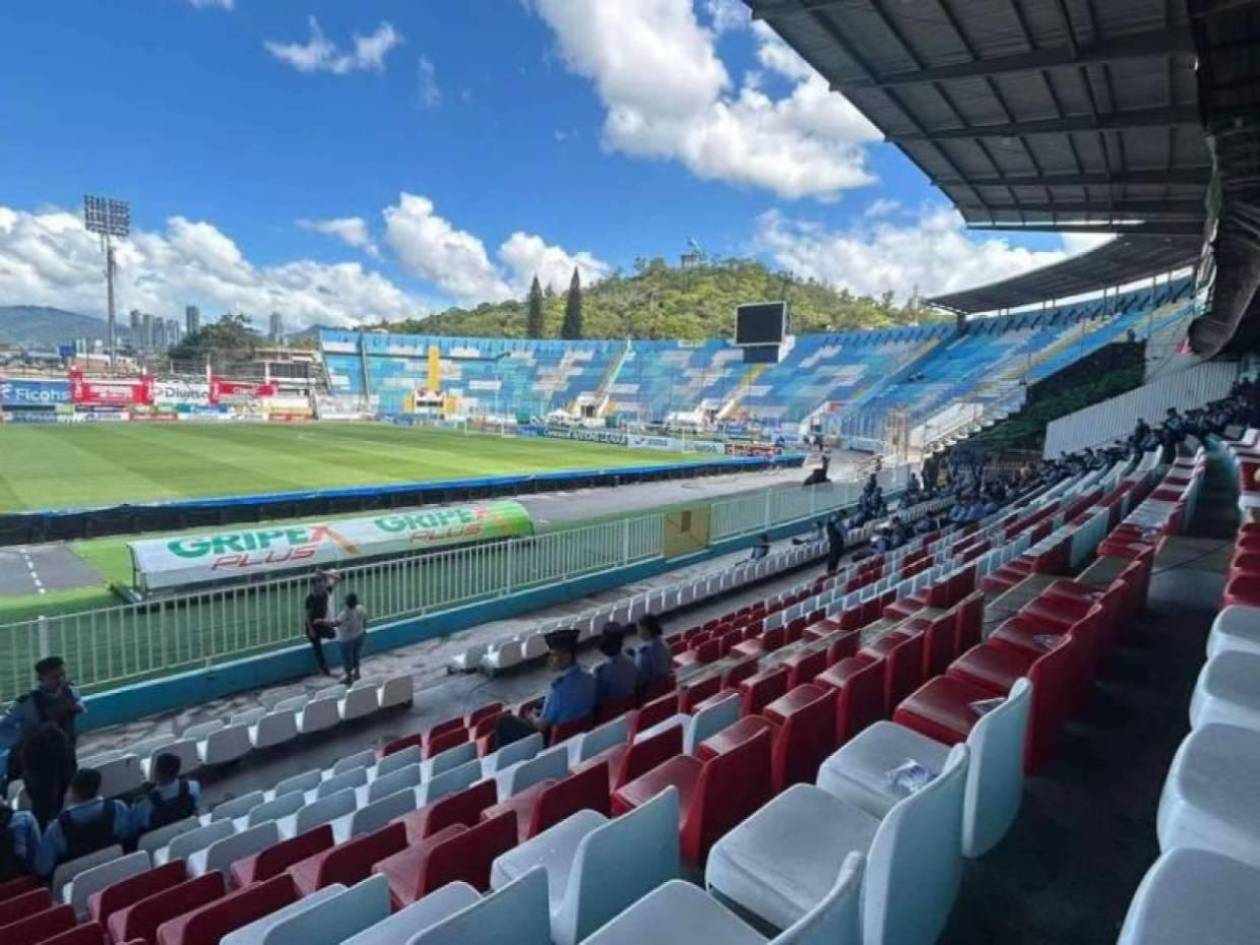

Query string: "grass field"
[[0, 422, 698, 512]]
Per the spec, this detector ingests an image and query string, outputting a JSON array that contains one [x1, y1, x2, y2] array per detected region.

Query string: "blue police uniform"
[[0, 808, 40, 879], [129, 779, 202, 836], [635, 638, 672, 689], [0, 685, 84, 785], [538, 665, 596, 727], [35, 797, 130, 877], [595, 654, 638, 704]]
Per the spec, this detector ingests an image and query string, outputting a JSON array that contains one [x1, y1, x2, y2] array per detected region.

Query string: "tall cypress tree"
[[561, 267, 583, 340], [526, 275, 545, 338]]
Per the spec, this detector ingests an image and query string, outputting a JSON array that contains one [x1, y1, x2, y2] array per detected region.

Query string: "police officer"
[[634, 614, 672, 696], [129, 752, 201, 838], [0, 656, 84, 826], [495, 628, 595, 747], [0, 799, 40, 881], [35, 768, 129, 877], [593, 624, 637, 707]]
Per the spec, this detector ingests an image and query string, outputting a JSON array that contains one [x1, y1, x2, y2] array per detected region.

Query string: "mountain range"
[[0, 305, 132, 349]]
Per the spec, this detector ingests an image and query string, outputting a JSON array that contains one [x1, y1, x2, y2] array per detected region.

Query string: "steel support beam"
[[937, 168, 1212, 188], [966, 221, 1205, 235], [892, 106, 1200, 141]]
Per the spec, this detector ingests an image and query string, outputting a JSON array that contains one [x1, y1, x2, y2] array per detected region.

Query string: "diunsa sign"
[[129, 500, 533, 591]]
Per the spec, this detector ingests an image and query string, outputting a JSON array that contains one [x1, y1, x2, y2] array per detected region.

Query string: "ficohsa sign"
[[130, 500, 533, 591]]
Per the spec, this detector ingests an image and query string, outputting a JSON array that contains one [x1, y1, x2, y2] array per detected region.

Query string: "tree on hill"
[[379, 258, 947, 341], [561, 268, 583, 340], [526, 276, 545, 338]]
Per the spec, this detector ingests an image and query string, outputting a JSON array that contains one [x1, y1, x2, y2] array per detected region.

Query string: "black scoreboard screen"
[[735, 301, 788, 345]]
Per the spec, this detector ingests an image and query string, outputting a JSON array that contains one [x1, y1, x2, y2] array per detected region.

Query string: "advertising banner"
[[69, 371, 153, 407], [544, 425, 628, 446], [152, 379, 211, 407], [209, 376, 279, 404], [0, 379, 72, 408], [724, 442, 781, 458], [130, 499, 534, 591]]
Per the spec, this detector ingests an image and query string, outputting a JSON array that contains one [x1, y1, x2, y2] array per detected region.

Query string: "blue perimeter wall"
[[80, 482, 820, 731]]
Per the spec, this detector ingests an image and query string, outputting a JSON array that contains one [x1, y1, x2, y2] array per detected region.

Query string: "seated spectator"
[[36, 768, 129, 877], [594, 625, 637, 706], [915, 514, 937, 535], [792, 519, 825, 546], [495, 629, 595, 747], [802, 457, 831, 487], [130, 752, 200, 837], [748, 533, 771, 561], [0, 799, 40, 881], [634, 614, 671, 694]]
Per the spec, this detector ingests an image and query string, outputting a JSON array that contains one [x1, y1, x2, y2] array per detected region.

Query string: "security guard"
[[593, 624, 637, 706], [495, 627, 595, 747], [634, 614, 672, 695], [129, 752, 201, 837], [0, 656, 84, 826], [0, 800, 40, 881], [35, 768, 129, 877]]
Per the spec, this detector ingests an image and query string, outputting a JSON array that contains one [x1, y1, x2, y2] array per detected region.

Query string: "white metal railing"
[[0, 465, 914, 703]]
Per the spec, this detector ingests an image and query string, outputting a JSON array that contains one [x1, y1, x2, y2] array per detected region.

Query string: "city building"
[[269, 312, 284, 344], [185, 305, 200, 335]]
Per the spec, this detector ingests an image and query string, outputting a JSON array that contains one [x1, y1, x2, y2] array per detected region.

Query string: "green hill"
[[380, 257, 946, 341]]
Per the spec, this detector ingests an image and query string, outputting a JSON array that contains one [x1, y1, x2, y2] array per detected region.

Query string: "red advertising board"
[[68, 371, 153, 407], [209, 376, 279, 404]]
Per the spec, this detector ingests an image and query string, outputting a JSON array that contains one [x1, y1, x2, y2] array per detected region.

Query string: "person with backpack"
[[0, 800, 40, 882], [129, 752, 201, 837], [18, 722, 76, 829], [0, 657, 84, 825], [35, 768, 129, 877]]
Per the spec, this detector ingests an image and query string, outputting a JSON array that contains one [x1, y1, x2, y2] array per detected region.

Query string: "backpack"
[[146, 781, 195, 830]]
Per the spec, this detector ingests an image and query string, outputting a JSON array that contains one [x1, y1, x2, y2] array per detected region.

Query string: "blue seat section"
[[849, 279, 1195, 425], [320, 276, 1194, 426], [319, 332, 624, 416]]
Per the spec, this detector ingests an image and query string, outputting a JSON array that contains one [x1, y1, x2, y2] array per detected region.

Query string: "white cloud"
[[417, 57, 441, 108], [187, 0, 233, 10], [298, 216, 380, 258], [705, 0, 747, 33], [0, 204, 425, 328], [755, 206, 1098, 301], [265, 18, 402, 75], [864, 198, 902, 218], [381, 193, 609, 304], [531, 0, 879, 201], [499, 232, 611, 293]]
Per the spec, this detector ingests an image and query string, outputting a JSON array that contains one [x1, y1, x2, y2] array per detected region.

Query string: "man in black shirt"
[[303, 570, 339, 676]]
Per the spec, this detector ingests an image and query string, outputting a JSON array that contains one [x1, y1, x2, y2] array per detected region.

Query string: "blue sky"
[[0, 0, 1092, 328]]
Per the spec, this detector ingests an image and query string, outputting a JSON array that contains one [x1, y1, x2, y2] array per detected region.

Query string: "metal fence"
[[0, 465, 915, 703]]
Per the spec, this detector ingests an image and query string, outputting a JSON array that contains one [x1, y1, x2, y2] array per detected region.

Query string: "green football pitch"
[[0, 422, 699, 512]]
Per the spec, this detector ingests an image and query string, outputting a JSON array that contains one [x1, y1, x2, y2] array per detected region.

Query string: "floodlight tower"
[[83, 195, 130, 371]]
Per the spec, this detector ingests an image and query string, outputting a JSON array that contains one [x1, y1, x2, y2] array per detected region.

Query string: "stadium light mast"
[[83, 194, 130, 371]]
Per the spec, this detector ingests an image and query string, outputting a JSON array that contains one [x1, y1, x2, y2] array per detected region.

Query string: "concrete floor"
[[940, 449, 1235, 944]]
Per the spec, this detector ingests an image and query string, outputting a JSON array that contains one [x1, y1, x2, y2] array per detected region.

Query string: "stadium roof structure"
[[746, 0, 1210, 235], [927, 230, 1200, 313]]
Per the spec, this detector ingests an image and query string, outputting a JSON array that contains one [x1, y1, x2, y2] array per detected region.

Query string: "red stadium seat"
[[107, 874, 225, 945], [416, 811, 517, 896], [423, 716, 466, 750], [801, 618, 840, 642], [481, 761, 611, 843], [695, 715, 778, 762], [767, 685, 834, 790], [628, 692, 679, 739], [900, 633, 1081, 772], [549, 715, 592, 746], [594, 695, 636, 725], [465, 702, 504, 728], [0, 888, 51, 928], [470, 712, 503, 755], [39, 924, 107, 945], [613, 727, 773, 864], [918, 611, 959, 678], [783, 648, 829, 689], [857, 631, 925, 716], [954, 591, 985, 654], [0, 876, 40, 904], [731, 625, 785, 660], [379, 733, 423, 758], [678, 675, 722, 714], [721, 658, 759, 690], [399, 779, 498, 843], [287, 822, 407, 894], [373, 825, 468, 911], [575, 723, 683, 792], [825, 631, 860, 666], [91, 860, 187, 926], [155, 875, 298, 945], [424, 726, 470, 759], [738, 665, 789, 716], [0, 905, 77, 945], [641, 675, 676, 703], [230, 824, 332, 888], [816, 656, 885, 745]]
